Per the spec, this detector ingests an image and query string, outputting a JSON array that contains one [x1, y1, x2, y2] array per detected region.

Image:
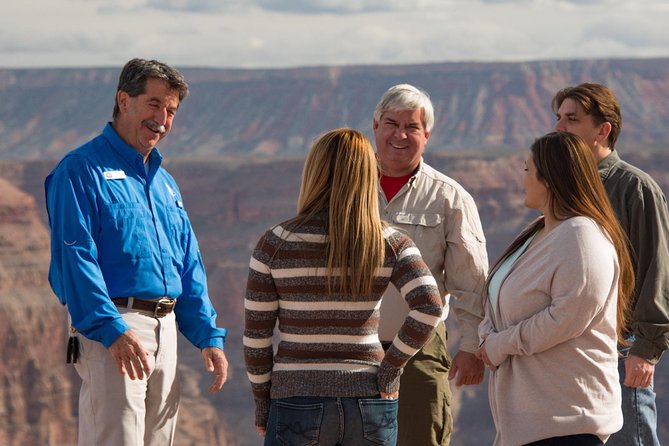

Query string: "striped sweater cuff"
[[377, 362, 403, 394], [255, 398, 271, 428]]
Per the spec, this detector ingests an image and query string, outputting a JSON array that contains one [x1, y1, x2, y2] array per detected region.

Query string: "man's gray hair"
[[373, 84, 435, 132]]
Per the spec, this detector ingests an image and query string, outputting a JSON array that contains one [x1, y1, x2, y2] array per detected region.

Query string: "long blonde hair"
[[288, 128, 386, 297]]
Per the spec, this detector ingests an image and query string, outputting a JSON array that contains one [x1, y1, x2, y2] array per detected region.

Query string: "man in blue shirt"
[[45, 58, 228, 446]]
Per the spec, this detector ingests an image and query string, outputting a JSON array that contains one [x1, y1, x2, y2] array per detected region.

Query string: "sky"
[[1, 0, 668, 70]]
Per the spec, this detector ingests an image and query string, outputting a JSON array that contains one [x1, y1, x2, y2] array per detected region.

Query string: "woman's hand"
[[380, 391, 399, 399], [475, 337, 497, 371]]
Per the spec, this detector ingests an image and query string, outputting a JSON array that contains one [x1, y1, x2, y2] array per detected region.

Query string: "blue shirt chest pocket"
[[166, 204, 188, 255], [99, 202, 152, 260]]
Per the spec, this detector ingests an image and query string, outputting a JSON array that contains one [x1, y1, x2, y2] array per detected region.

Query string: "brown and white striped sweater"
[[243, 211, 444, 426]]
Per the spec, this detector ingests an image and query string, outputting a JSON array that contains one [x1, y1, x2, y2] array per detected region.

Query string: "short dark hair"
[[112, 58, 189, 119], [551, 83, 622, 150]]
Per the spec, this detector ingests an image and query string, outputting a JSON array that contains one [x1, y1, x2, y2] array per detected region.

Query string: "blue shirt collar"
[[102, 122, 164, 174]]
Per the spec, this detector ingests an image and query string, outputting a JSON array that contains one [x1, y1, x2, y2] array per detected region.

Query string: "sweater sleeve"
[[379, 233, 444, 393], [478, 310, 495, 344], [243, 233, 279, 427], [485, 220, 617, 366]]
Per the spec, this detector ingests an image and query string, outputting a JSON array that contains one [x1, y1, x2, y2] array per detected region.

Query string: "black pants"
[[525, 433, 603, 446]]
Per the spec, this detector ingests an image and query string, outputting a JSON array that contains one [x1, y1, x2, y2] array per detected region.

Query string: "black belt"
[[112, 297, 176, 318]]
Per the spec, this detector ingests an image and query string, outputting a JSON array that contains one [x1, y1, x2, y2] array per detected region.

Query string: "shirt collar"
[[414, 158, 424, 176], [597, 150, 620, 183], [377, 158, 423, 190], [406, 158, 424, 186], [102, 122, 163, 172]]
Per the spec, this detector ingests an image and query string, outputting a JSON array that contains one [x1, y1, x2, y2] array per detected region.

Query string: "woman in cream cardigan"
[[476, 132, 634, 446]]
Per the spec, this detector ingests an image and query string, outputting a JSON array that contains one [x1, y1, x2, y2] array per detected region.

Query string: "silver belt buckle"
[[154, 297, 173, 317]]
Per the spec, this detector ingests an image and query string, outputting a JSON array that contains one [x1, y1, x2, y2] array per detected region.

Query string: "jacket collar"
[[597, 150, 620, 183]]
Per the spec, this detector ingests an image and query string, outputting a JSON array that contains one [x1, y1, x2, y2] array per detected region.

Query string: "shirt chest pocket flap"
[[391, 212, 444, 248], [392, 212, 442, 227], [391, 212, 442, 245]]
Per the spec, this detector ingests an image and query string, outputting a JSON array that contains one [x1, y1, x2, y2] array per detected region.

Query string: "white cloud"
[[0, 0, 667, 69], [141, 0, 448, 14]]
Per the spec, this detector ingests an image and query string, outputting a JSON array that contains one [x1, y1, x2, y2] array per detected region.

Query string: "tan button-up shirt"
[[378, 160, 488, 353]]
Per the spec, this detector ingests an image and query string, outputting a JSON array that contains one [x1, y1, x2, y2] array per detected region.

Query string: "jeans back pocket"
[[273, 399, 323, 446], [359, 397, 398, 445]]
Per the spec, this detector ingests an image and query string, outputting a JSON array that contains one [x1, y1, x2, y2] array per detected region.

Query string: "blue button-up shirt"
[[45, 123, 226, 349]]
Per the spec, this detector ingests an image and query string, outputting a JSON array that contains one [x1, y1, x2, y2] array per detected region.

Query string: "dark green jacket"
[[599, 150, 669, 363]]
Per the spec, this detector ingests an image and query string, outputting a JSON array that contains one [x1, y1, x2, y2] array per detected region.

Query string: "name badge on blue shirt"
[[103, 170, 127, 180]]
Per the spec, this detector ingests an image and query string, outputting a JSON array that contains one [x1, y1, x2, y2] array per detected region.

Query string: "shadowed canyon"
[[1, 58, 669, 445]]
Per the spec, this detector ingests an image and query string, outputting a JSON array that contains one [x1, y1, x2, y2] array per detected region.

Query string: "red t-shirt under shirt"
[[380, 173, 413, 202]]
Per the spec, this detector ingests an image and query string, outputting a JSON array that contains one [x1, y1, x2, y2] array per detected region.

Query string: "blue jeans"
[[264, 396, 398, 446], [607, 341, 660, 446]]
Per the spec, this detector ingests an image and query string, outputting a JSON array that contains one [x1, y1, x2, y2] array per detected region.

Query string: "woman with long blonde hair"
[[244, 128, 444, 445], [477, 131, 634, 446]]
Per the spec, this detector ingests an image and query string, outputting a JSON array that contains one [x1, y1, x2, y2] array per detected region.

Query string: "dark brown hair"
[[552, 83, 622, 150], [490, 132, 634, 343], [112, 58, 189, 119]]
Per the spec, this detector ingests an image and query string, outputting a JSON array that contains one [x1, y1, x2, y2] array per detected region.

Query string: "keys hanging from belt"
[[66, 326, 79, 364]]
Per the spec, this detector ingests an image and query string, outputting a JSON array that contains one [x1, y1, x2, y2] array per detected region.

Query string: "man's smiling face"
[[373, 108, 430, 177]]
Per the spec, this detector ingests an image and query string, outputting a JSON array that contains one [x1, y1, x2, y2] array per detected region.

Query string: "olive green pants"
[[397, 322, 453, 446]]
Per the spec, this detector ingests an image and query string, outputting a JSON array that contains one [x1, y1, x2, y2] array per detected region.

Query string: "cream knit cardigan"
[[479, 216, 623, 446]]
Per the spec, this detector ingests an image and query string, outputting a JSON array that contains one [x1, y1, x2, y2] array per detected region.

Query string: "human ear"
[[596, 121, 612, 147], [116, 90, 129, 113]]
